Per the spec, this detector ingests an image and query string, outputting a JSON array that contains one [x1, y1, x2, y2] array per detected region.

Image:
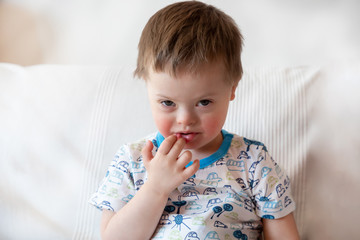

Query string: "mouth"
[[175, 132, 198, 143]]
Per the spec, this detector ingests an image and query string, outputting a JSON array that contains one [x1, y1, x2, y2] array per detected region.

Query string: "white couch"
[[1, 63, 359, 240]]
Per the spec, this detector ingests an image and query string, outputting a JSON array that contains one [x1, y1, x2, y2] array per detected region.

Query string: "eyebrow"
[[155, 92, 218, 100], [155, 94, 172, 99]]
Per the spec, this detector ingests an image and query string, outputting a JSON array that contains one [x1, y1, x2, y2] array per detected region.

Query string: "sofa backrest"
[[1, 63, 359, 239]]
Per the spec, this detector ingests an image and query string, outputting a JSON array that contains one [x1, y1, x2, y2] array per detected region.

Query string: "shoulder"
[[111, 132, 158, 164], [227, 133, 268, 158]]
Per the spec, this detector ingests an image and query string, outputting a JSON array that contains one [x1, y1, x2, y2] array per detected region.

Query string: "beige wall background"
[[1, 0, 359, 67], [1, 1, 360, 239]]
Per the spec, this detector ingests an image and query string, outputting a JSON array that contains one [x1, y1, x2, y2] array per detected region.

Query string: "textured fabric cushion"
[[225, 66, 314, 235], [0, 64, 155, 239], [0, 63, 359, 239]]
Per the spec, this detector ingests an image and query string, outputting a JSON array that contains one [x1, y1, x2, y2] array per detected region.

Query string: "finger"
[[157, 135, 177, 155], [141, 140, 154, 164], [182, 159, 200, 179], [176, 150, 193, 168], [168, 137, 186, 159]]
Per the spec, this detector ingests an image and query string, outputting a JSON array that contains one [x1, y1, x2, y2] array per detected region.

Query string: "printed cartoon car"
[[199, 180, 218, 188], [261, 167, 272, 178], [115, 161, 129, 172], [207, 172, 222, 182], [185, 201, 202, 210], [184, 231, 200, 240], [237, 150, 250, 159], [284, 196, 292, 207], [235, 177, 247, 190], [159, 213, 171, 225], [131, 161, 146, 174], [214, 220, 228, 228], [178, 189, 199, 201], [224, 193, 243, 207], [204, 231, 220, 240], [98, 201, 114, 211], [183, 177, 196, 186], [108, 170, 124, 185], [121, 194, 133, 203], [206, 198, 223, 208], [276, 184, 285, 198], [243, 137, 266, 152], [263, 200, 283, 213], [226, 159, 246, 172], [215, 158, 226, 166], [135, 179, 144, 190], [203, 187, 217, 195]]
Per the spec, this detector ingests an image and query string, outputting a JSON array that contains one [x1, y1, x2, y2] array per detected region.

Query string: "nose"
[[177, 108, 197, 126]]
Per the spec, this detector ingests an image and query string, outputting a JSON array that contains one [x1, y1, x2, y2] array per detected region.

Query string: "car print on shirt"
[[243, 138, 267, 152], [178, 187, 200, 201], [214, 220, 228, 228], [185, 201, 202, 211], [262, 200, 283, 214], [183, 177, 196, 186], [206, 198, 223, 208], [135, 179, 144, 190], [204, 231, 220, 240], [261, 167, 272, 178], [97, 200, 114, 211], [90, 134, 296, 240], [203, 187, 218, 195], [159, 213, 172, 225], [113, 160, 129, 173], [226, 159, 246, 172], [237, 150, 250, 160], [207, 172, 223, 182], [184, 231, 200, 240], [107, 170, 124, 185], [224, 192, 243, 207]]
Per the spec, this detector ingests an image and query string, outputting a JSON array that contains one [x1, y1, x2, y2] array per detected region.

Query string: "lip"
[[175, 132, 199, 143]]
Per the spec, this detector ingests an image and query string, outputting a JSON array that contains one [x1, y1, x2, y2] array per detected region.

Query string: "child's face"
[[146, 62, 237, 156]]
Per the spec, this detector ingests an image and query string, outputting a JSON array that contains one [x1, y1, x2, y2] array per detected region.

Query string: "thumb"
[[141, 140, 154, 164]]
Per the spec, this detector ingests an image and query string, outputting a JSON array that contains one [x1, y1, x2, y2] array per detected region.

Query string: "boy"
[[89, 1, 299, 239]]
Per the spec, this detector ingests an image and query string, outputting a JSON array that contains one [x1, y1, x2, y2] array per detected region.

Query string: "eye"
[[161, 100, 175, 107], [197, 99, 212, 106]]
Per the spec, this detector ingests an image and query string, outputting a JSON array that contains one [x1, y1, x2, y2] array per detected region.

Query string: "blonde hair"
[[134, 1, 243, 84]]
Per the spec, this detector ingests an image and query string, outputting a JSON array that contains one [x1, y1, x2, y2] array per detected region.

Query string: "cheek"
[[153, 113, 173, 137], [202, 106, 229, 133], [202, 113, 227, 133]]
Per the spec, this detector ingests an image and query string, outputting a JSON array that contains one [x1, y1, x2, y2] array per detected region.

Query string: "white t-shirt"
[[89, 130, 296, 240]]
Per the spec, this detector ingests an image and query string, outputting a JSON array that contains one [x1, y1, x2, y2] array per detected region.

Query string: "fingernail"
[[176, 133, 182, 140]]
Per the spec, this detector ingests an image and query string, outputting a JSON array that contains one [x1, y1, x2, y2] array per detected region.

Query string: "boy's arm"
[[262, 213, 300, 240], [100, 135, 199, 240], [100, 183, 168, 240]]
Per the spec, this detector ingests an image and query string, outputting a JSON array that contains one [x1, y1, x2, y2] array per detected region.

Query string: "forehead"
[[146, 62, 232, 98], [148, 60, 229, 85]]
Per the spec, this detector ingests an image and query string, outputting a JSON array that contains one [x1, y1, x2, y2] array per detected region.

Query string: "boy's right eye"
[[161, 100, 175, 107]]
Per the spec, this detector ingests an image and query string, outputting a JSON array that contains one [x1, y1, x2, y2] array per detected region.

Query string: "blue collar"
[[155, 130, 233, 169]]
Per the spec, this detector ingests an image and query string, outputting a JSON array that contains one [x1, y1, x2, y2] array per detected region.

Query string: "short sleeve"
[[88, 145, 137, 212], [250, 147, 296, 219]]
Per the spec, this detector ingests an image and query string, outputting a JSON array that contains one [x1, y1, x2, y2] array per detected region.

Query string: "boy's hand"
[[141, 135, 200, 196]]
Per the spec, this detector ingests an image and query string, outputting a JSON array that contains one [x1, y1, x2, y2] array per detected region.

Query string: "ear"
[[230, 82, 238, 101]]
